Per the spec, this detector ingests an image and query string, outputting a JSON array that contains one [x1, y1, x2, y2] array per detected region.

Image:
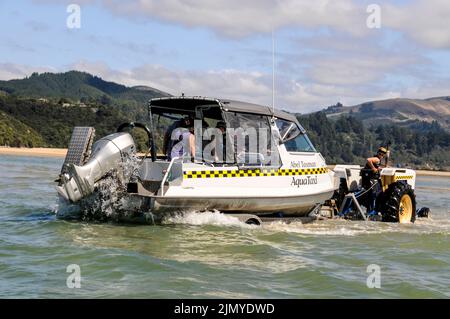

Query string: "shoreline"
[[0, 147, 67, 158], [1, 147, 449, 177]]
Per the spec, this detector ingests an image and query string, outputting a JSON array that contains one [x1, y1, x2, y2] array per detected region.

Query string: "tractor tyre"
[[380, 182, 416, 223]]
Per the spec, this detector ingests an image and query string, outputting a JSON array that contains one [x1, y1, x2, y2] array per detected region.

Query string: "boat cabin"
[[148, 96, 317, 168]]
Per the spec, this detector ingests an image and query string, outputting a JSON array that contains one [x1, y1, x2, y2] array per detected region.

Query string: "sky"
[[0, 0, 449, 113]]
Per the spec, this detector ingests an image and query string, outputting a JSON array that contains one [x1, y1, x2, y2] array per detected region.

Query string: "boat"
[[56, 96, 338, 223]]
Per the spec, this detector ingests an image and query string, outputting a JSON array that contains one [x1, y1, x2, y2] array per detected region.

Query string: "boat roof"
[[149, 96, 299, 124]]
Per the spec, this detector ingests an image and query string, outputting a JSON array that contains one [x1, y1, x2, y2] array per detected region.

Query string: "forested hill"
[[298, 112, 450, 170], [0, 95, 128, 148], [322, 97, 450, 131], [0, 71, 170, 120]]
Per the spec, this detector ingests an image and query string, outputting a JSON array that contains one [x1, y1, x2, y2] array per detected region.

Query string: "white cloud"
[[69, 60, 450, 113], [100, 0, 367, 38], [384, 0, 450, 49], [1, 60, 449, 113], [305, 54, 419, 86], [38, 0, 450, 48], [31, 0, 450, 51], [0, 63, 56, 81], [71, 60, 271, 103]]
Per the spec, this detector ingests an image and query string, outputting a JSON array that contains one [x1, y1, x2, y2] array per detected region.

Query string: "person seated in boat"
[[212, 121, 227, 163], [163, 116, 194, 159], [362, 146, 388, 213], [170, 121, 196, 162]]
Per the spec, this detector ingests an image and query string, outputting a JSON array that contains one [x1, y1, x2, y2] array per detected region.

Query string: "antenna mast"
[[272, 29, 275, 114]]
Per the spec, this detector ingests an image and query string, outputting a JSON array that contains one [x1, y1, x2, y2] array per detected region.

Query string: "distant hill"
[[0, 71, 171, 120], [298, 111, 450, 170], [322, 97, 450, 131]]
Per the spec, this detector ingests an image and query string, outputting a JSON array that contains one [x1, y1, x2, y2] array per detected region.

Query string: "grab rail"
[[160, 157, 181, 196]]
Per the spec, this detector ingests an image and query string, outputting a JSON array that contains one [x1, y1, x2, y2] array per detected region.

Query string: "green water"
[[0, 155, 449, 298]]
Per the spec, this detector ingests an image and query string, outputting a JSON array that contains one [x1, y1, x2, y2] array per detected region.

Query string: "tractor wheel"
[[380, 182, 416, 223]]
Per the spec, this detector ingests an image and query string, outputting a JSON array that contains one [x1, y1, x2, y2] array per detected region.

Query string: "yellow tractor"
[[333, 165, 429, 223]]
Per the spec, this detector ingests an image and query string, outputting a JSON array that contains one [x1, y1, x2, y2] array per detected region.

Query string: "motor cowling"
[[57, 132, 136, 203]]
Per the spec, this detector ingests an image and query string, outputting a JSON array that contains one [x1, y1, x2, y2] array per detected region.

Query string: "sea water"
[[0, 155, 448, 298]]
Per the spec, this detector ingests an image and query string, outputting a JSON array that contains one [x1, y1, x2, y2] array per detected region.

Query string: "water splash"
[[55, 153, 142, 221], [162, 210, 253, 228]]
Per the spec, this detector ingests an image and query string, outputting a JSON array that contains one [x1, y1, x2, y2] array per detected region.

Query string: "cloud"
[[34, 0, 368, 37], [384, 0, 450, 49], [0, 63, 56, 81], [36, 0, 450, 48], [69, 60, 450, 113], [100, 0, 367, 38], [1, 59, 449, 113], [108, 0, 450, 49], [305, 53, 420, 86], [70, 60, 271, 102]]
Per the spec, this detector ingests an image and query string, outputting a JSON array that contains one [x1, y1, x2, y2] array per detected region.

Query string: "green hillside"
[[0, 111, 45, 147], [0, 95, 129, 148]]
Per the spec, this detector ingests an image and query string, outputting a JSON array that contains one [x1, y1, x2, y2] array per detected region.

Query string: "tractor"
[[331, 147, 430, 224]]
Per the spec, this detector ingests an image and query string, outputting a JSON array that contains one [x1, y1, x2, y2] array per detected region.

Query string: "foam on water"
[[261, 215, 450, 236], [155, 207, 450, 237], [163, 210, 254, 228]]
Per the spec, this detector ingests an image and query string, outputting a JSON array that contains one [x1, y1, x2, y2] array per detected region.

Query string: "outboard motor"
[[57, 132, 136, 203]]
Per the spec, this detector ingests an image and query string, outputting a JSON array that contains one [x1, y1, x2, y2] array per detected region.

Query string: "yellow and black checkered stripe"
[[395, 175, 414, 180], [183, 167, 328, 179]]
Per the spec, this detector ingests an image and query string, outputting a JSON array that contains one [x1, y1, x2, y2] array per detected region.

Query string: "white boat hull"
[[153, 189, 335, 216]]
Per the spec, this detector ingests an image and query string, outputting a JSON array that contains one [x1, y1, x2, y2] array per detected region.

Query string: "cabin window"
[[222, 112, 280, 166], [275, 119, 316, 153]]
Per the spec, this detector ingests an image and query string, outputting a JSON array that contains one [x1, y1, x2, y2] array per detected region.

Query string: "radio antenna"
[[272, 29, 275, 115]]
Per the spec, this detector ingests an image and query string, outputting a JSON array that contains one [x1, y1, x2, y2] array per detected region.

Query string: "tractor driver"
[[365, 146, 388, 174], [362, 146, 388, 214]]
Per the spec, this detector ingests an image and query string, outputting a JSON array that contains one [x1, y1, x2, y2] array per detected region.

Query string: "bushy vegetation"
[[298, 112, 450, 170], [0, 111, 45, 147], [0, 95, 155, 151], [0, 96, 129, 148]]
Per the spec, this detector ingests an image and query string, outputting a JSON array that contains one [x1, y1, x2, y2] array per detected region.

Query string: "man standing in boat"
[[170, 121, 196, 162], [163, 116, 194, 159]]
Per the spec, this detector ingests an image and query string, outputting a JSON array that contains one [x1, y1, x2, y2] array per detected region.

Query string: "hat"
[[378, 146, 387, 154], [216, 121, 226, 129]]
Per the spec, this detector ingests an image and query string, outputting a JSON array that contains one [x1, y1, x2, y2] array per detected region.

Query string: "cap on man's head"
[[216, 121, 226, 129], [378, 146, 387, 154]]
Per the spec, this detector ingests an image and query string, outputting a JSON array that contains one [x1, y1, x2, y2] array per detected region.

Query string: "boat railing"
[[160, 156, 182, 196]]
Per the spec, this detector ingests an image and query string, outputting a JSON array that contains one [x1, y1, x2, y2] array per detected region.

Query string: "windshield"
[[276, 119, 316, 153]]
